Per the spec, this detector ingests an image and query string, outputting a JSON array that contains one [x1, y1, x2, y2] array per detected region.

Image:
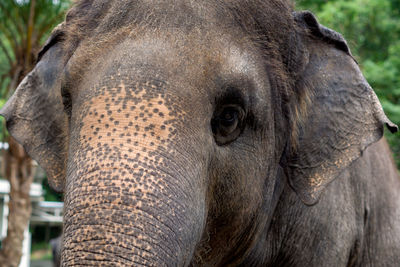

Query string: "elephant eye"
[[220, 107, 239, 132], [211, 105, 245, 145]]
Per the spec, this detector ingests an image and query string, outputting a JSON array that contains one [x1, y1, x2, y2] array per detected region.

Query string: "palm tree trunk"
[[0, 138, 34, 267]]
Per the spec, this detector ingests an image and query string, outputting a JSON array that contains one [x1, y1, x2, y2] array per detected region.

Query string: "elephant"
[[1, 0, 400, 266], [50, 236, 62, 267]]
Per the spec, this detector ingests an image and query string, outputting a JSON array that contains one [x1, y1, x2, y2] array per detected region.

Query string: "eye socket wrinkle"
[[214, 86, 246, 109]]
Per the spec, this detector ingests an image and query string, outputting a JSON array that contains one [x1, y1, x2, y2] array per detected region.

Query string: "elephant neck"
[[235, 166, 286, 266], [193, 165, 286, 266]]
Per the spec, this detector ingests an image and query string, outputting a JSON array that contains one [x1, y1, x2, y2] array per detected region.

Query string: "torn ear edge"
[[373, 90, 399, 133]]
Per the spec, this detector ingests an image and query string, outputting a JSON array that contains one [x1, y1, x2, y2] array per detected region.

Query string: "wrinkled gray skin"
[[1, 1, 400, 266]]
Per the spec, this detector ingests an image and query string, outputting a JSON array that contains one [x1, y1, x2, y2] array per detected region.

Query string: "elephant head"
[[1, 1, 397, 266]]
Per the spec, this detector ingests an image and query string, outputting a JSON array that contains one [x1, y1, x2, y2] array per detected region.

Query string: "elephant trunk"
[[62, 163, 205, 266], [61, 80, 208, 266]]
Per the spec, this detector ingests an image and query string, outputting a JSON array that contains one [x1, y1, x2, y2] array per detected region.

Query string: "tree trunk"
[[0, 137, 34, 267]]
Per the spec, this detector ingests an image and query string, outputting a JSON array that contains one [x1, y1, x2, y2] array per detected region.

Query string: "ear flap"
[[286, 11, 398, 205], [0, 27, 68, 192]]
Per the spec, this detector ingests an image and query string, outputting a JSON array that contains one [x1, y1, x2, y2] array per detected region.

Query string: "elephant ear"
[[0, 26, 68, 192], [286, 11, 398, 205]]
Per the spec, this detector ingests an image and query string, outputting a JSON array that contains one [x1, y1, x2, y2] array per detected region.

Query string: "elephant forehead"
[[81, 81, 176, 139], [68, 27, 264, 96], [72, 77, 185, 184]]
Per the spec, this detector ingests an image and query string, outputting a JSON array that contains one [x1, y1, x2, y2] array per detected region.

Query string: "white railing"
[[31, 201, 63, 225]]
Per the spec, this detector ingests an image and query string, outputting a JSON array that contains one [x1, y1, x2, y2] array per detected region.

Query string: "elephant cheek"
[[62, 82, 206, 266]]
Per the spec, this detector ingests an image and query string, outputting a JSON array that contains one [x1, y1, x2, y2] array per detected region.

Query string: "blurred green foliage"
[[297, 0, 400, 168], [0, 0, 71, 96], [42, 178, 63, 202]]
